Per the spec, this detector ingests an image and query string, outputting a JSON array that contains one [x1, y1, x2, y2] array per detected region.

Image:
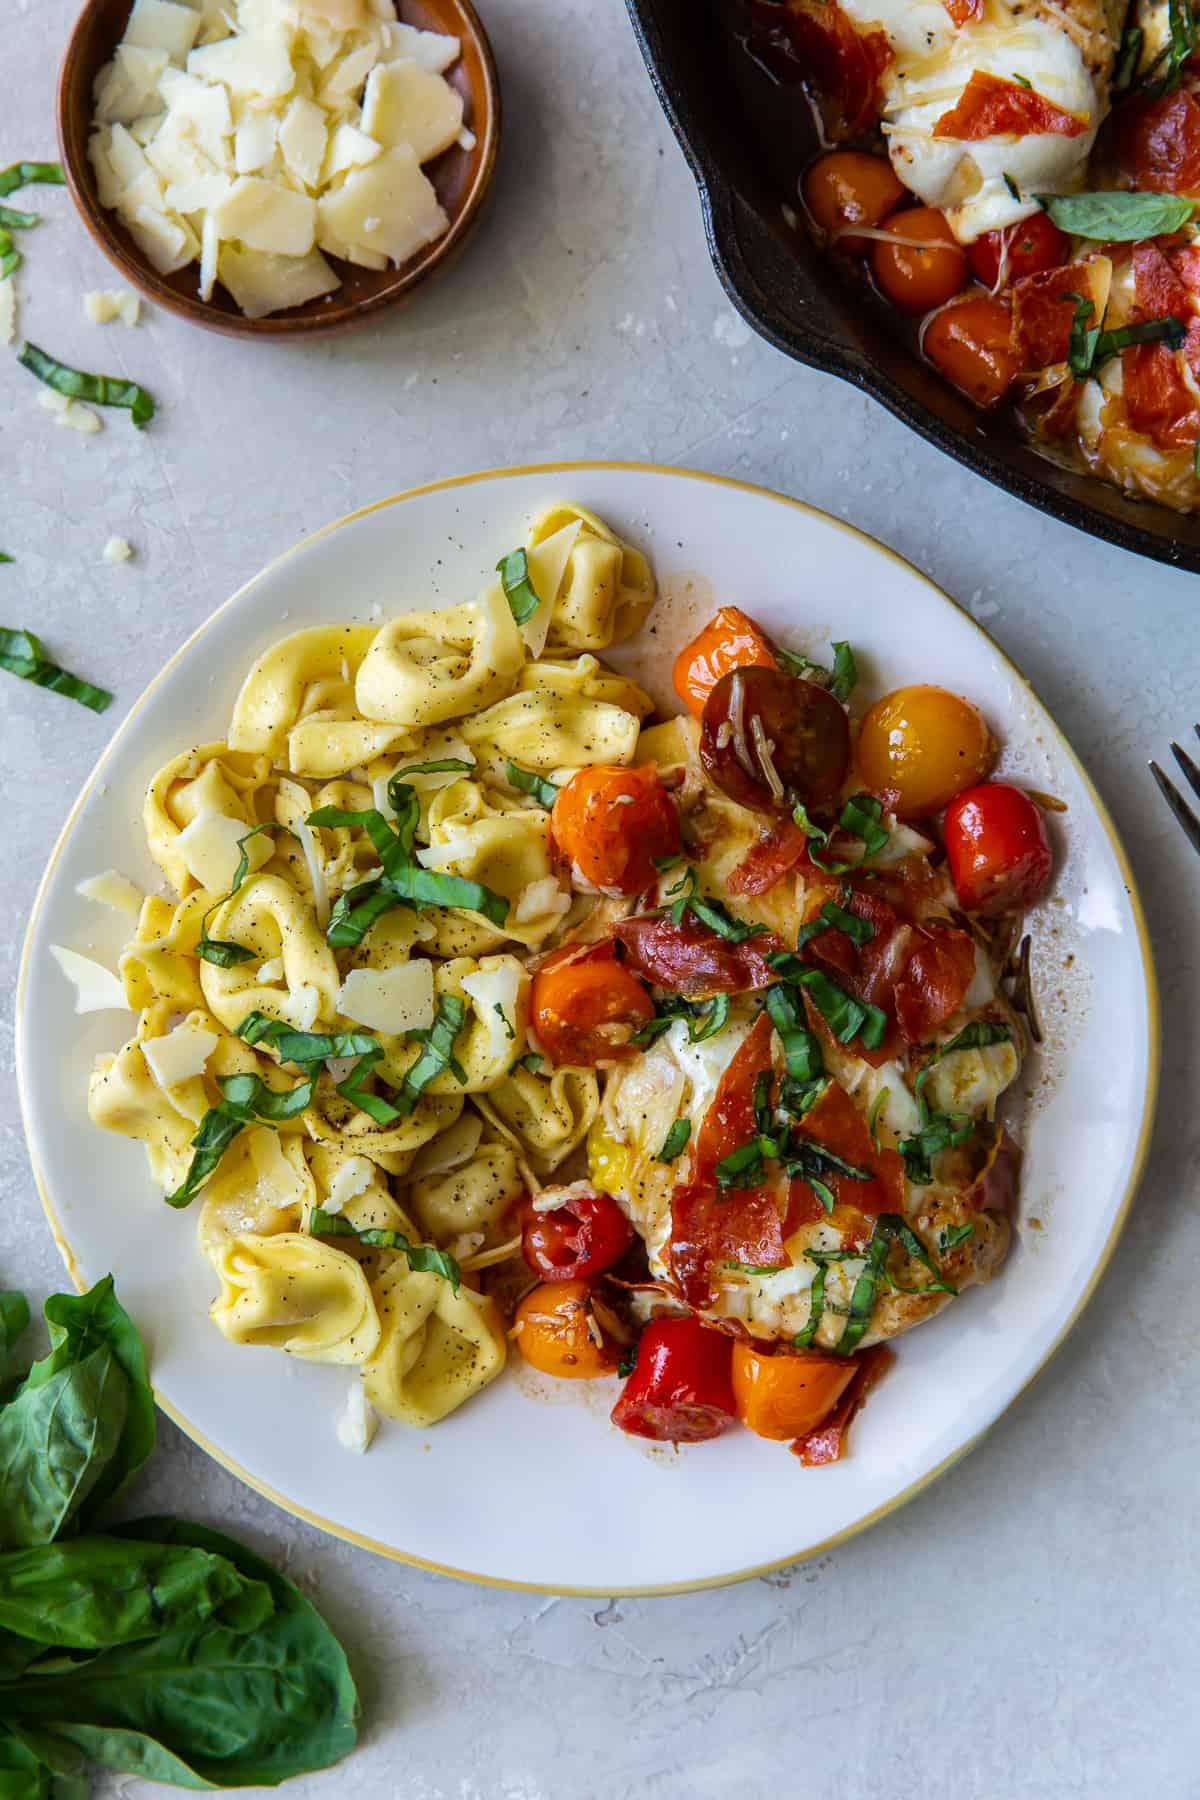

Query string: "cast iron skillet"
[[626, 0, 1200, 573]]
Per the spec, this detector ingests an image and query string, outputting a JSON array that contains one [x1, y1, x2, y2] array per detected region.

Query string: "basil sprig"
[[899, 1021, 1013, 1185], [0, 626, 112, 712], [1064, 294, 1185, 382], [196, 822, 277, 967], [311, 772, 508, 948], [665, 866, 765, 943], [776, 638, 857, 704], [496, 547, 541, 625], [19, 341, 155, 428], [507, 760, 559, 808], [166, 1070, 318, 1207], [1038, 190, 1196, 240], [307, 1207, 462, 1292], [0, 161, 63, 198], [793, 793, 889, 874], [657, 1118, 692, 1162]]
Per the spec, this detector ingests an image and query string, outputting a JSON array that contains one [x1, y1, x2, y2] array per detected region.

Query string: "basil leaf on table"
[[0, 1279, 155, 1549], [0, 164, 63, 199], [0, 630, 112, 715], [1038, 189, 1196, 240], [18, 343, 154, 429], [0, 1517, 358, 1789]]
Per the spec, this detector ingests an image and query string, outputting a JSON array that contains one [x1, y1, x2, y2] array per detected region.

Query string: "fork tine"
[[1150, 760, 1200, 857], [1170, 738, 1200, 803]]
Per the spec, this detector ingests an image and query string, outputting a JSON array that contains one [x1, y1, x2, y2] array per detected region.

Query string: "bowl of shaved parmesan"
[[58, 0, 500, 334]]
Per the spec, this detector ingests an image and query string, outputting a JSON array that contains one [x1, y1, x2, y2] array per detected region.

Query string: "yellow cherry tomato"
[[855, 685, 996, 819]]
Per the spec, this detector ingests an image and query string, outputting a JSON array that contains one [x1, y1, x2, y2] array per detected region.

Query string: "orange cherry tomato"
[[530, 950, 654, 1066], [672, 606, 777, 720], [856, 684, 997, 820], [513, 1279, 619, 1379], [550, 764, 680, 894], [872, 207, 968, 313], [731, 1342, 857, 1441], [923, 296, 1019, 407], [803, 150, 907, 255]]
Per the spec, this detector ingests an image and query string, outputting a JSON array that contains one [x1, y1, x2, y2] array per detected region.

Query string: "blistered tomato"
[[923, 296, 1019, 407], [943, 781, 1052, 914], [530, 949, 654, 1066], [967, 212, 1069, 288], [803, 150, 907, 255], [872, 207, 968, 312], [611, 1315, 736, 1442], [672, 606, 778, 719], [521, 1189, 634, 1282], [699, 665, 851, 812], [513, 1280, 619, 1378], [731, 1343, 857, 1441], [551, 764, 679, 894]]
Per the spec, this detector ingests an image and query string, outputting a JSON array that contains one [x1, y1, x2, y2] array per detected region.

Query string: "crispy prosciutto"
[[670, 1017, 786, 1307], [791, 1345, 893, 1465], [768, 0, 892, 137], [803, 882, 976, 1044], [727, 820, 814, 896], [1116, 89, 1200, 196], [1122, 244, 1200, 451], [786, 1077, 906, 1231], [933, 71, 1087, 142], [613, 914, 785, 998], [1012, 261, 1099, 367]]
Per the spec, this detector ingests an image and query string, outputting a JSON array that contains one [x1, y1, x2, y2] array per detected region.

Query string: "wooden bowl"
[[57, 0, 500, 337]]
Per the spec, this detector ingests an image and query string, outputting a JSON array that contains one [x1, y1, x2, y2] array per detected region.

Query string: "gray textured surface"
[[2, 1, 1196, 1794]]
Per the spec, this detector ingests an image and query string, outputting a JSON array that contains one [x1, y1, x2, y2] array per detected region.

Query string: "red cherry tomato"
[[521, 1189, 634, 1282], [967, 212, 1070, 289], [943, 782, 1052, 916], [551, 765, 680, 895], [610, 1315, 736, 1443]]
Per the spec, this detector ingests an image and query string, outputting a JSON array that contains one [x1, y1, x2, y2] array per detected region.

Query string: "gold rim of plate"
[[14, 460, 1162, 1597]]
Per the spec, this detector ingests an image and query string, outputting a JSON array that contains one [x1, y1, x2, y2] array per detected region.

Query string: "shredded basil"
[[0, 626, 112, 712], [764, 984, 825, 1082], [689, 993, 730, 1042], [20, 341, 155, 427], [506, 760, 559, 808], [0, 161, 63, 198], [516, 1051, 544, 1074], [792, 1262, 827, 1349], [196, 823, 277, 968], [666, 866, 765, 942], [308, 1206, 461, 1292], [0, 204, 38, 230], [1003, 172, 1021, 202], [767, 963, 886, 1053], [775, 639, 857, 703], [940, 1222, 975, 1252], [657, 1119, 692, 1162], [724, 1260, 788, 1274], [795, 794, 889, 874], [391, 993, 468, 1114], [1038, 190, 1195, 240], [235, 1012, 378, 1066], [795, 890, 874, 950], [334, 1046, 402, 1125], [652, 851, 684, 872], [496, 547, 541, 625], [1011, 71, 1032, 87], [166, 1070, 318, 1207], [901, 1021, 1013, 1184], [630, 991, 730, 1048], [1064, 294, 1185, 382]]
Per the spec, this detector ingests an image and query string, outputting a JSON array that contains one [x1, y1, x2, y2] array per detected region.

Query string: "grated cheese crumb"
[[103, 536, 135, 564], [39, 391, 102, 434], [84, 289, 141, 326], [335, 1382, 377, 1454]]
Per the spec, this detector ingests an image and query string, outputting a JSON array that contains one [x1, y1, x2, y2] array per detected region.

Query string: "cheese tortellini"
[[84, 502, 658, 1446]]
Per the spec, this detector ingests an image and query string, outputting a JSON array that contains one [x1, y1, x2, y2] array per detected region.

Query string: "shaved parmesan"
[[84, 289, 142, 325], [103, 537, 135, 563], [50, 946, 131, 1014], [176, 808, 273, 892], [460, 961, 527, 1063], [212, 175, 316, 254], [257, 956, 285, 983], [317, 144, 446, 266], [189, 34, 296, 97], [323, 120, 382, 181], [335, 1381, 377, 1453], [361, 57, 462, 162], [317, 39, 379, 104], [39, 392, 102, 434], [217, 243, 339, 316], [199, 212, 220, 301], [0, 280, 15, 349], [128, 205, 198, 274], [294, 983, 321, 1030], [512, 876, 569, 927], [234, 110, 279, 173], [76, 869, 144, 914], [95, 45, 170, 125], [409, 1109, 481, 1177], [300, 0, 367, 28], [381, 23, 459, 72], [323, 1154, 375, 1214], [124, 0, 202, 63], [339, 960, 435, 1034], [143, 1020, 219, 1089], [279, 778, 330, 926], [279, 95, 328, 188], [520, 520, 582, 655]]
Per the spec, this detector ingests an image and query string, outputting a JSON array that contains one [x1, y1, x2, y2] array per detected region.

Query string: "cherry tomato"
[[513, 1279, 619, 1378], [521, 1189, 634, 1282], [923, 296, 1019, 407], [699, 665, 851, 813], [531, 949, 654, 1065], [731, 1342, 857, 1441], [967, 211, 1069, 289], [550, 764, 680, 895], [855, 685, 996, 820], [803, 150, 906, 255], [610, 1315, 736, 1443], [672, 606, 777, 720], [943, 782, 1052, 915], [872, 206, 968, 313]]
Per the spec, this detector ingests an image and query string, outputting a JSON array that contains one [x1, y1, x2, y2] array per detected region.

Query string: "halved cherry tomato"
[[872, 206, 967, 313], [803, 150, 906, 255], [513, 1279, 620, 1378], [923, 296, 1018, 407], [550, 764, 680, 895], [521, 1189, 634, 1282], [672, 606, 777, 720], [731, 1342, 856, 1441], [610, 1315, 736, 1442], [855, 684, 996, 819], [700, 665, 851, 812], [531, 950, 653, 1065], [967, 211, 1069, 289], [943, 781, 1052, 915]]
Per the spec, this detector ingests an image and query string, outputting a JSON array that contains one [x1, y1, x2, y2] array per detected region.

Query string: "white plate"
[[16, 463, 1158, 1594]]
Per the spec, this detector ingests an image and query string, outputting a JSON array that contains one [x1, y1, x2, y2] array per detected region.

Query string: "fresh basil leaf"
[[0, 1279, 154, 1548], [506, 761, 559, 808], [776, 647, 827, 681], [496, 548, 541, 625], [795, 967, 887, 1051], [392, 757, 473, 779], [714, 1139, 769, 1189], [196, 823, 277, 967], [0, 1515, 358, 1788], [19, 342, 153, 429], [308, 802, 508, 943], [776, 640, 856, 703], [1012, 70, 1032, 87], [782, 1141, 871, 1185], [1066, 295, 1186, 379], [792, 1262, 827, 1350], [1038, 189, 1195, 240], [164, 1106, 245, 1209], [793, 891, 874, 951], [308, 1207, 461, 1291], [1, 1293, 29, 1356], [656, 1119, 691, 1162], [829, 640, 857, 704], [777, 1074, 828, 1120], [899, 1111, 975, 1185], [234, 1012, 378, 1067], [940, 1222, 975, 1252], [166, 1070, 318, 1206], [837, 794, 889, 859], [0, 248, 19, 281], [830, 1224, 892, 1355], [326, 878, 400, 948], [0, 205, 37, 231], [652, 852, 684, 872], [516, 1051, 544, 1074], [723, 1261, 788, 1274], [665, 867, 764, 943], [807, 1174, 836, 1215], [0, 629, 112, 714], [334, 1046, 401, 1126], [0, 163, 63, 199]]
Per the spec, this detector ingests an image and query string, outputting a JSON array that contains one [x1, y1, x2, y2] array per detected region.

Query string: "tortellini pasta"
[[84, 502, 660, 1447]]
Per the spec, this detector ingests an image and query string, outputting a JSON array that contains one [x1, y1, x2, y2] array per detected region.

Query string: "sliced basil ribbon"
[[657, 1119, 691, 1162], [0, 161, 63, 198], [308, 1207, 461, 1292], [20, 341, 155, 428], [166, 1070, 317, 1208], [766, 964, 886, 1053], [776, 639, 857, 704], [665, 866, 765, 943], [901, 1020, 1013, 1184], [506, 760, 559, 808], [1065, 294, 1185, 382], [496, 548, 541, 625], [0, 627, 112, 712], [196, 823, 277, 968], [235, 1013, 379, 1065]]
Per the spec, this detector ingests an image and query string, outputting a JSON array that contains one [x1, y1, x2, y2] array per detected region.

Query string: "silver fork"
[[1150, 731, 1200, 855]]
